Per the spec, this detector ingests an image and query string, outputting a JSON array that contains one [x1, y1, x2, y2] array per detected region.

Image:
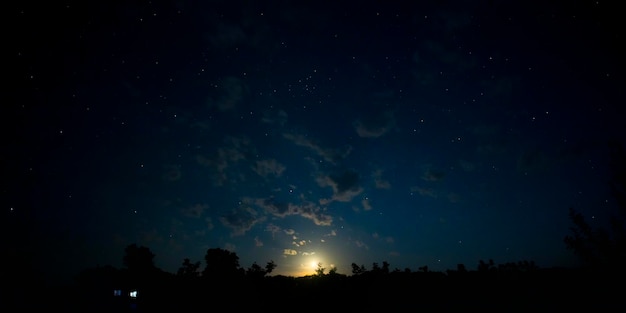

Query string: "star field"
[[5, 0, 625, 284]]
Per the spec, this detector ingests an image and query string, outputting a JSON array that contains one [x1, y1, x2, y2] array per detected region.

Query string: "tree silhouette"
[[371, 262, 380, 273], [351, 263, 367, 275], [123, 243, 156, 273], [477, 259, 495, 272], [177, 258, 201, 278], [381, 261, 390, 274], [77, 242, 597, 310], [246, 262, 265, 279], [246, 260, 276, 279], [457, 263, 467, 273], [564, 141, 626, 271], [315, 262, 326, 276], [201, 248, 243, 278], [265, 260, 277, 275], [564, 207, 626, 270], [327, 265, 338, 276]]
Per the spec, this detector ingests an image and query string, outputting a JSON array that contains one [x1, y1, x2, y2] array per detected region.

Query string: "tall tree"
[[564, 141, 626, 270], [123, 243, 156, 273], [202, 248, 242, 278]]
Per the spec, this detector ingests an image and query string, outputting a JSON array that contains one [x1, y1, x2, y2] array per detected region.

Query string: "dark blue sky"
[[5, 0, 625, 283]]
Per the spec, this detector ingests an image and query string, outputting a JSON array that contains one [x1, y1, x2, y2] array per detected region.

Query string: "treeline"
[[66, 244, 623, 311]]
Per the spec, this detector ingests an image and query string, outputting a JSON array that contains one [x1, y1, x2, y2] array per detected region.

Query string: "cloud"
[[204, 10, 271, 53], [371, 233, 394, 244], [265, 224, 282, 239], [355, 240, 369, 250], [162, 164, 182, 182], [254, 236, 263, 247], [354, 111, 395, 138], [196, 136, 255, 186], [283, 249, 298, 256], [458, 159, 476, 172], [208, 22, 248, 48], [317, 170, 364, 203], [253, 196, 333, 226], [410, 186, 437, 198], [409, 186, 460, 203], [205, 217, 214, 231], [255, 197, 290, 216], [290, 201, 333, 226], [412, 40, 477, 87], [219, 207, 264, 236], [206, 76, 249, 111], [421, 167, 446, 182], [252, 159, 286, 178], [447, 192, 461, 203], [181, 203, 208, 218], [224, 243, 237, 253], [372, 169, 391, 189], [283, 133, 352, 164], [261, 109, 288, 125], [478, 75, 523, 108], [517, 146, 550, 173], [361, 198, 373, 211]]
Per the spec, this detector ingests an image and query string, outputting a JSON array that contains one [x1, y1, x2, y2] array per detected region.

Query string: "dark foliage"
[[6, 240, 624, 311], [56, 244, 624, 311], [564, 141, 626, 272]]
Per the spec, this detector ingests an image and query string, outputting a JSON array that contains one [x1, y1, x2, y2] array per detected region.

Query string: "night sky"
[[6, 0, 625, 285]]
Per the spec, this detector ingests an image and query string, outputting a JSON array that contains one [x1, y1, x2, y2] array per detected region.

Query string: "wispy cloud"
[[410, 186, 437, 198], [354, 111, 395, 138], [317, 170, 364, 203], [261, 109, 288, 125], [361, 198, 373, 211], [355, 240, 369, 250], [219, 206, 265, 236], [206, 76, 249, 111], [181, 203, 208, 218], [254, 236, 263, 247], [252, 196, 333, 226], [283, 133, 352, 164], [252, 159, 286, 178], [162, 164, 182, 182], [421, 167, 446, 182], [372, 169, 391, 189], [265, 224, 281, 239], [196, 136, 255, 186]]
